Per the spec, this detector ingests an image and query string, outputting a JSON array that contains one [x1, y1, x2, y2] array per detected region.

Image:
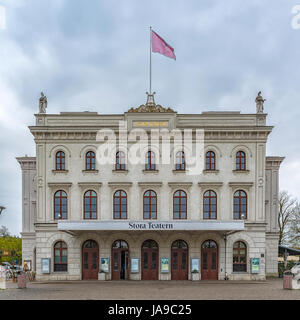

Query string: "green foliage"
[[278, 261, 298, 278], [0, 235, 22, 265]]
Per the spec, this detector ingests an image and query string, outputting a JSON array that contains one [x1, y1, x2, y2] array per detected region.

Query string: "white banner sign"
[[58, 220, 244, 231]]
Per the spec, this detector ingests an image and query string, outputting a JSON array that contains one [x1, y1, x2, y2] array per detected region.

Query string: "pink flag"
[[152, 30, 176, 60]]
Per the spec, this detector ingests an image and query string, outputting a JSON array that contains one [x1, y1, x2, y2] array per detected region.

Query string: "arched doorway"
[[171, 240, 188, 280], [201, 240, 218, 280], [82, 240, 99, 280], [141, 240, 159, 280], [112, 240, 129, 280]]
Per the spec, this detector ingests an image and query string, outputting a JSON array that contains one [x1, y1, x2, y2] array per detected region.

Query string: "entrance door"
[[171, 240, 188, 280], [141, 240, 159, 280], [82, 240, 99, 280], [201, 240, 218, 280], [112, 240, 129, 280]]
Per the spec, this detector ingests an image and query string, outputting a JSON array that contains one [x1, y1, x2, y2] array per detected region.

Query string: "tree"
[[278, 191, 298, 245], [0, 225, 10, 238], [288, 203, 300, 248]]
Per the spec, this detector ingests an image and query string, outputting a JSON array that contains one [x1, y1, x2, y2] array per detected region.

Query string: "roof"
[[279, 245, 300, 255]]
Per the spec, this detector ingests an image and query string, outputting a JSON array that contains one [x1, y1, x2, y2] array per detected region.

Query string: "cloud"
[[0, 0, 299, 235]]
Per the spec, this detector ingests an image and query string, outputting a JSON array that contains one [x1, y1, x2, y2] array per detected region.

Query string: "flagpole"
[[150, 26, 152, 94]]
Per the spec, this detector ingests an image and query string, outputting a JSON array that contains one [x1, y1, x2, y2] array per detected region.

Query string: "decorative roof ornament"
[[39, 92, 47, 114], [128, 92, 175, 113], [255, 91, 266, 114]]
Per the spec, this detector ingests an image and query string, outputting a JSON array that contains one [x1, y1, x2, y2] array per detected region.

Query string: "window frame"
[[85, 151, 96, 171], [54, 190, 68, 220], [233, 241, 247, 272], [173, 190, 187, 219], [236, 151, 246, 171], [84, 190, 97, 220], [203, 190, 217, 219], [145, 151, 156, 171], [143, 190, 157, 220], [55, 151, 66, 171], [116, 151, 126, 171], [233, 190, 247, 220], [54, 241, 68, 272], [113, 190, 127, 219], [205, 151, 216, 170], [175, 151, 185, 171]]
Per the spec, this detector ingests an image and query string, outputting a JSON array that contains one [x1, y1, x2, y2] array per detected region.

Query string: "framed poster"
[[161, 257, 169, 273], [131, 258, 139, 273], [250, 258, 260, 274], [23, 260, 32, 271], [191, 258, 200, 273], [100, 258, 109, 273], [41, 258, 50, 274]]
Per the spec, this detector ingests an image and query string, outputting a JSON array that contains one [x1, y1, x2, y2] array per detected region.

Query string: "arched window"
[[203, 190, 217, 219], [233, 241, 247, 272], [54, 241, 67, 272], [56, 151, 65, 171], [142, 240, 158, 249], [236, 151, 246, 170], [112, 240, 129, 249], [206, 151, 216, 170], [83, 240, 98, 248], [175, 151, 185, 170], [143, 190, 157, 219], [171, 240, 188, 249], [84, 190, 97, 219], [146, 151, 156, 170], [234, 190, 247, 219], [114, 190, 127, 219], [86, 151, 95, 171], [54, 190, 67, 220], [173, 190, 187, 219], [202, 240, 217, 249], [116, 151, 126, 171]]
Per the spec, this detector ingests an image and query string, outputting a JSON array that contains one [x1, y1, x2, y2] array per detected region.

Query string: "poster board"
[[161, 257, 169, 273], [100, 258, 109, 273], [41, 258, 50, 274], [250, 258, 260, 273], [131, 258, 139, 273], [191, 258, 200, 273], [23, 260, 32, 271]]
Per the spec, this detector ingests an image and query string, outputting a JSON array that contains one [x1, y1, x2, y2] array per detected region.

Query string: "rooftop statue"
[[39, 92, 47, 113], [255, 91, 265, 114]]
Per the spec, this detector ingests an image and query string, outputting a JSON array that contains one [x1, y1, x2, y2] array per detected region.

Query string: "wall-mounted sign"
[[131, 258, 139, 273], [58, 220, 244, 231], [134, 121, 168, 128], [161, 257, 169, 273], [250, 258, 260, 274], [41, 258, 50, 274], [191, 258, 200, 273], [100, 258, 109, 273], [23, 260, 32, 271]]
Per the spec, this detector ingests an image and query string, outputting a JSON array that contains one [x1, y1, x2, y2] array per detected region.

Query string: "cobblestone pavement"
[[0, 278, 299, 300]]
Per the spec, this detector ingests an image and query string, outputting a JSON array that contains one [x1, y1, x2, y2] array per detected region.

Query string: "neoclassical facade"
[[17, 93, 284, 281]]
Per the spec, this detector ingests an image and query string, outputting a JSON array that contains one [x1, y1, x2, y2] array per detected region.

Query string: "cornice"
[[29, 129, 272, 142]]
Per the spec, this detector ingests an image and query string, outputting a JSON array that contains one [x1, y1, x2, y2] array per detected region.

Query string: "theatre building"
[[17, 92, 284, 281]]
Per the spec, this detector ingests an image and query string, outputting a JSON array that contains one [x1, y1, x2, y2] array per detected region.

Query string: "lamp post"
[[0, 206, 5, 215]]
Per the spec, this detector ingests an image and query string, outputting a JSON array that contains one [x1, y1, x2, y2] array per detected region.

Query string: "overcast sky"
[[0, 0, 299, 236]]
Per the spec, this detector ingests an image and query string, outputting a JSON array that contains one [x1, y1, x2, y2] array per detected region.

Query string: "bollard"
[[283, 272, 293, 289], [17, 274, 27, 289]]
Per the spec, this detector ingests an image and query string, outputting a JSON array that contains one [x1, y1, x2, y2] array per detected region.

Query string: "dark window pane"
[[143, 252, 148, 269]]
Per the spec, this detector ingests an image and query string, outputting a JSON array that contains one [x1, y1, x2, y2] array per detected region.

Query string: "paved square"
[[0, 278, 299, 300]]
